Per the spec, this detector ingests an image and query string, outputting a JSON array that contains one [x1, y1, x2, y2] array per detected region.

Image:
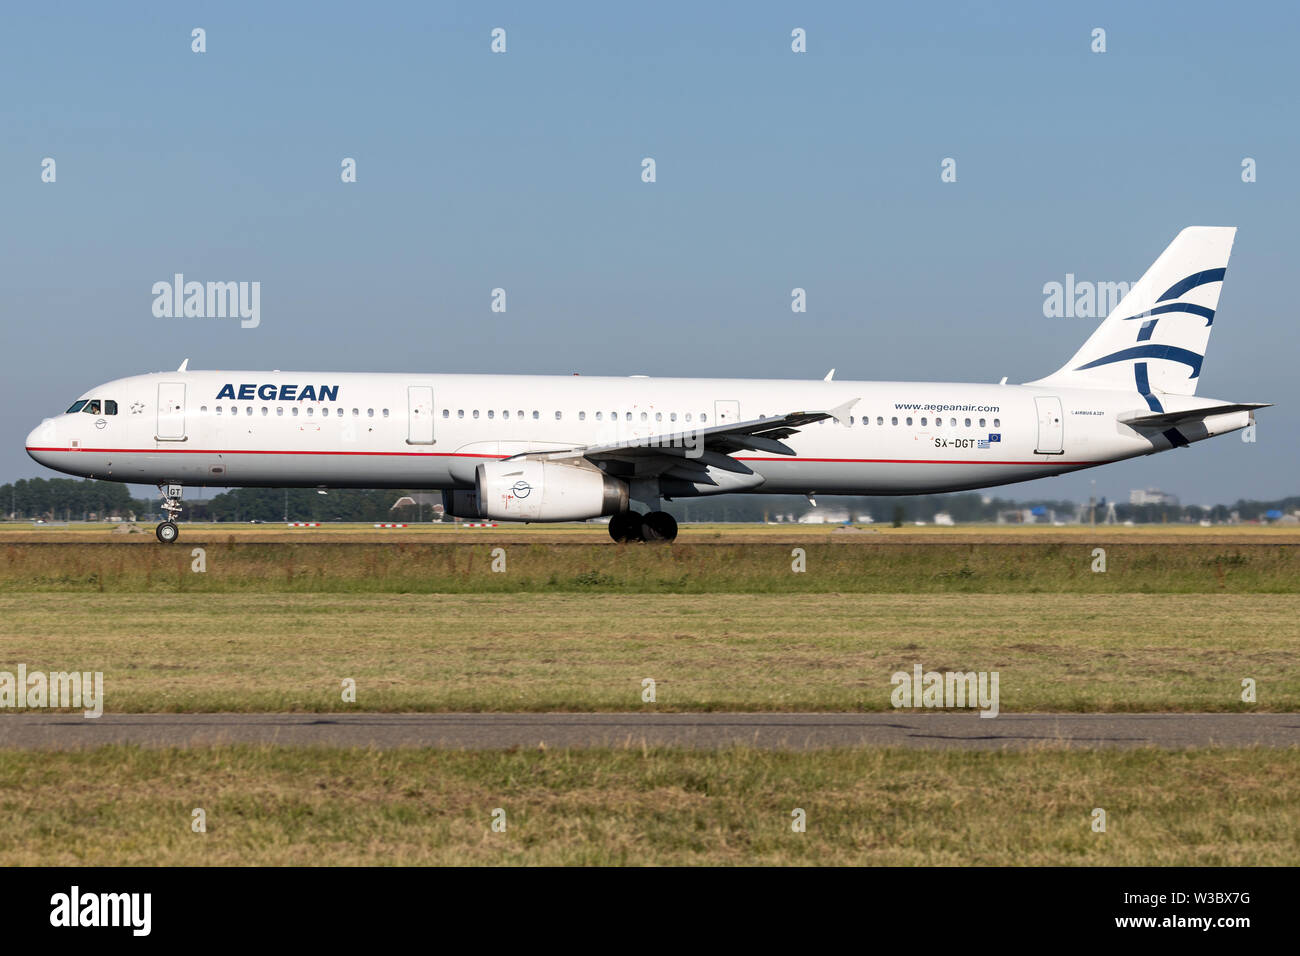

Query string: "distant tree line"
[[178, 488, 416, 523], [1, 478, 135, 520], [3, 478, 1298, 524]]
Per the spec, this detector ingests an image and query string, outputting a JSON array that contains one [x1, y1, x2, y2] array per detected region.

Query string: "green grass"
[[3, 541, 1298, 593], [1, 592, 1296, 712], [0, 745, 1295, 865]]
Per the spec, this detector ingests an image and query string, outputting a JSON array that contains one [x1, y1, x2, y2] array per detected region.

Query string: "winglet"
[[177, 359, 189, 372], [827, 397, 860, 427], [824, 369, 835, 382]]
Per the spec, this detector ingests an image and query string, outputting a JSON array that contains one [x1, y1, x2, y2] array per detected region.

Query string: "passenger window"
[[906, 417, 913, 426], [307, 407, 315, 417], [994, 418, 1001, 428], [503, 410, 510, 420], [596, 412, 603, 421], [532, 411, 539, 420], [891, 417, 898, 426], [370, 409, 376, 418], [655, 412, 662, 422], [949, 417, 956, 427], [625, 412, 631, 421], [921, 417, 927, 426], [555, 411, 562, 420], [670, 413, 677, 422], [473, 410, 480, 419], [442, 409, 449, 418], [979, 418, 986, 427], [701, 414, 707, 423], [876, 416, 883, 426], [517, 410, 524, 419], [216, 407, 223, 416], [261, 407, 269, 416], [578, 411, 586, 421], [685, 413, 692, 422], [964, 418, 971, 427], [487, 410, 494, 419], [292, 407, 299, 417], [246, 407, 253, 416], [640, 412, 648, 422], [457, 410, 464, 418], [200, 405, 208, 414], [383, 409, 389, 417], [353, 408, 360, 417], [277, 408, 284, 416]]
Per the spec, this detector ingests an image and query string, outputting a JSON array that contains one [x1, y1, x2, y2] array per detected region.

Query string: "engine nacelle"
[[475, 459, 627, 522]]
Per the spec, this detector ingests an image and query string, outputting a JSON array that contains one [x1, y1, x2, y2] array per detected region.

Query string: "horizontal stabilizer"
[[1119, 402, 1271, 428]]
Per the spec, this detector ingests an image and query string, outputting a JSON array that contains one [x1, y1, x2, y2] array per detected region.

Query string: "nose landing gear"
[[155, 483, 183, 544]]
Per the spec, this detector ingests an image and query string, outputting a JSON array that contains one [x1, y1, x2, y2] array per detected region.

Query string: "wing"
[[504, 398, 860, 491]]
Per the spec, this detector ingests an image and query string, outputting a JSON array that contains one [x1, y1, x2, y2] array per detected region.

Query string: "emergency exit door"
[[156, 383, 187, 441], [407, 386, 435, 444], [1034, 396, 1064, 455]]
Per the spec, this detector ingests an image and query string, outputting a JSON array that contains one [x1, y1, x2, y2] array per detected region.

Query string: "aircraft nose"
[[26, 421, 54, 465]]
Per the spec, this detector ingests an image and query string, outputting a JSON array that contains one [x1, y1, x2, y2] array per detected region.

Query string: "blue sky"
[[3, 1, 1296, 505]]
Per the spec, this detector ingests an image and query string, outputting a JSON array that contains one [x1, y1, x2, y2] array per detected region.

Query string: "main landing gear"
[[608, 510, 678, 543], [156, 483, 183, 544]]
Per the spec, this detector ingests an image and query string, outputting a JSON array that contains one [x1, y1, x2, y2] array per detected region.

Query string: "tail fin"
[[1028, 226, 1236, 401]]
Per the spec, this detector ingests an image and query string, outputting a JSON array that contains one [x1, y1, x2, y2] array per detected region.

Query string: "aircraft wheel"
[[642, 511, 678, 542], [608, 511, 642, 543], [156, 520, 179, 544]]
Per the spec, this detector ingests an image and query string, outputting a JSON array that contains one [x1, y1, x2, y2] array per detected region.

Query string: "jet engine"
[[472, 459, 628, 522]]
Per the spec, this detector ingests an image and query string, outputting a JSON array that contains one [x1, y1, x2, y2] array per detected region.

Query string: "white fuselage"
[[25, 370, 1251, 498]]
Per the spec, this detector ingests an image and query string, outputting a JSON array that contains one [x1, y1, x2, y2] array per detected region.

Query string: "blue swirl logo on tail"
[[1072, 268, 1224, 399], [1118, 267, 1225, 341]]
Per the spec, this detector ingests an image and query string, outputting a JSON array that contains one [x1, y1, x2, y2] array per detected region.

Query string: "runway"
[[1, 712, 1297, 750]]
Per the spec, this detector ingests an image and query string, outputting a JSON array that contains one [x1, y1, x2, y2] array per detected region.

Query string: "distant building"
[[798, 509, 850, 524], [1130, 488, 1179, 507]]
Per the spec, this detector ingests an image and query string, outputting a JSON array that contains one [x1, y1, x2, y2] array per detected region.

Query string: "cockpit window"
[[84, 400, 102, 415], [66, 400, 88, 414], [104, 400, 117, 415]]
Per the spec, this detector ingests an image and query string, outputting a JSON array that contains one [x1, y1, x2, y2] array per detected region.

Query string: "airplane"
[[25, 226, 1269, 544]]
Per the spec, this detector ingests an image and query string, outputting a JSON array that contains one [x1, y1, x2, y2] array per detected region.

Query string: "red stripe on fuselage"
[[25, 447, 1096, 466]]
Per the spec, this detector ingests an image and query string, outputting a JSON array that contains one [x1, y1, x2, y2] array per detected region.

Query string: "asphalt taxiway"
[[1, 712, 1296, 750]]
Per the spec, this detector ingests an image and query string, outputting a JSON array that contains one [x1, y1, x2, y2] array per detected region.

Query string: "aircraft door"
[[408, 386, 435, 444], [156, 383, 187, 441], [1034, 396, 1064, 455]]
